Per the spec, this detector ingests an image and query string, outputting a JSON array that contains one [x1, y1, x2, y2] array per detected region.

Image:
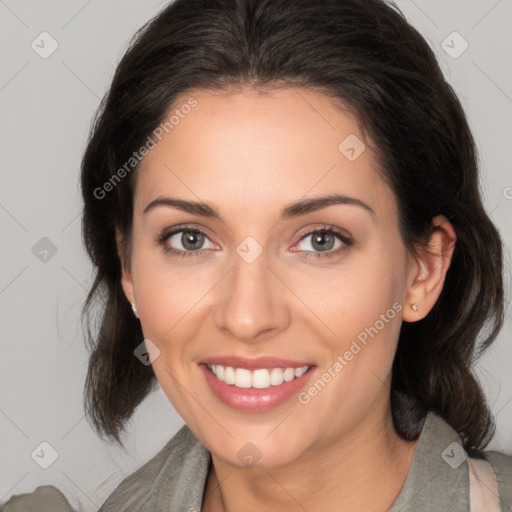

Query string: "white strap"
[[468, 457, 501, 512]]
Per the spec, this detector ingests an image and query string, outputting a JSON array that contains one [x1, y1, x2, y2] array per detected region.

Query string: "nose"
[[213, 250, 290, 343]]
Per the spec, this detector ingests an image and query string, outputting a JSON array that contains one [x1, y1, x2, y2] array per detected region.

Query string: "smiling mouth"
[[206, 364, 312, 389]]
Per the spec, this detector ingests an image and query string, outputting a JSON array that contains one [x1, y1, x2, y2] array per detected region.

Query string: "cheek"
[[297, 263, 404, 419], [296, 254, 403, 342], [131, 249, 213, 356], [131, 253, 213, 415], [296, 244, 406, 406]]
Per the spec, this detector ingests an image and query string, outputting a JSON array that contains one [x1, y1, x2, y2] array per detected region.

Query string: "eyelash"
[[157, 224, 353, 261]]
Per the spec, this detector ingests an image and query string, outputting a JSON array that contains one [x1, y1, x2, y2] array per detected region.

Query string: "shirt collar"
[[389, 409, 470, 511]]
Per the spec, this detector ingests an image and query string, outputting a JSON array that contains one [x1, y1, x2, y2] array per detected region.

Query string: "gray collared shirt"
[[98, 410, 511, 511], [2, 410, 510, 511]]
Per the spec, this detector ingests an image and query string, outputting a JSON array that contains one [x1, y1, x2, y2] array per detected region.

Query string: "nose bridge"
[[213, 244, 288, 341]]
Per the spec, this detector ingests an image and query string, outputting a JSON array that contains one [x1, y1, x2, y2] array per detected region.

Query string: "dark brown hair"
[[80, 0, 504, 451]]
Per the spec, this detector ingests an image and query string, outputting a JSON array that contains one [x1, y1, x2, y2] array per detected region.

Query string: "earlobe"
[[403, 215, 457, 322]]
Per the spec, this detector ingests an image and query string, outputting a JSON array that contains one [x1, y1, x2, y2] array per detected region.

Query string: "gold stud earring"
[[131, 303, 139, 319], [411, 303, 418, 312]]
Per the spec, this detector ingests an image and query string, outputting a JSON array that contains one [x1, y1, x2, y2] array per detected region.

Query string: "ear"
[[115, 226, 135, 306], [402, 214, 457, 322]]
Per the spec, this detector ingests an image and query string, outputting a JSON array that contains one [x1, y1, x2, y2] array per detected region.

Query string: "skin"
[[117, 86, 456, 511]]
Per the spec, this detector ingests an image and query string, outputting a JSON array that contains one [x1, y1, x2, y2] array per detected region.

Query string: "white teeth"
[[294, 366, 308, 378], [224, 366, 235, 385], [235, 368, 252, 388], [252, 369, 271, 389], [207, 364, 310, 389], [283, 368, 295, 382], [270, 368, 284, 386]]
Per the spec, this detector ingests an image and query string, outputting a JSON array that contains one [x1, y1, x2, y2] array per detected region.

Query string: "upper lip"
[[200, 355, 315, 370]]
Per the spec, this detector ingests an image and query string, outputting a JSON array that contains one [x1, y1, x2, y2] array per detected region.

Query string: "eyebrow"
[[143, 193, 375, 219]]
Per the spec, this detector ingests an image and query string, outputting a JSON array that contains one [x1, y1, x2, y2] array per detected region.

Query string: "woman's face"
[[121, 86, 420, 468]]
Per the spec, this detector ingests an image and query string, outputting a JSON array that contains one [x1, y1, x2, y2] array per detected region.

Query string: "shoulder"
[[480, 449, 512, 510], [0, 485, 75, 512], [389, 408, 511, 512], [0, 427, 210, 512], [100, 424, 211, 512], [427, 411, 512, 510]]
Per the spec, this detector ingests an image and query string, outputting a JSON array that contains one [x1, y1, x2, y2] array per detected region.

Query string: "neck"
[[202, 398, 419, 512]]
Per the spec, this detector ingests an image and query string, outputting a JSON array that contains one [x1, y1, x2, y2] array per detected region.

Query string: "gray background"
[[0, 0, 511, 510]]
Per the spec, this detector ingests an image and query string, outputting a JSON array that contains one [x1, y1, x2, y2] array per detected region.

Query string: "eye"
[[158, 227, 217, 258], [157, 224, 352, 260], [292, 226, 352, 259]]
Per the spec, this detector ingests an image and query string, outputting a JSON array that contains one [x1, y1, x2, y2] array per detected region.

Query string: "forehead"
[[134, 87, 395, 223]]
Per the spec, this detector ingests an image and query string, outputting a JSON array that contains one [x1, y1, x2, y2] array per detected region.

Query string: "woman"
[[3, 0, 510, 510]]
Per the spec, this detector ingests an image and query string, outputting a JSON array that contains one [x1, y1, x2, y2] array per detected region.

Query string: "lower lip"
[[199, 364, 316, 412]]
